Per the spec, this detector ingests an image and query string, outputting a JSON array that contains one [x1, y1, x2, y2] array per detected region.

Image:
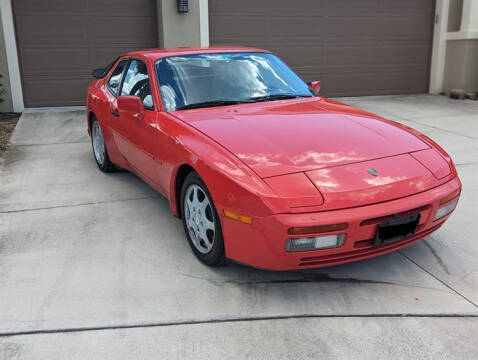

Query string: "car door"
[[104, 58, 129, 157], [116, 59, 163, 188]]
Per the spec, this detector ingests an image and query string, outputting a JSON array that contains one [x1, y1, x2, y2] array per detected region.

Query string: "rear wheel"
[[91, 117, 115, 172], [180, 172, 225, 266]]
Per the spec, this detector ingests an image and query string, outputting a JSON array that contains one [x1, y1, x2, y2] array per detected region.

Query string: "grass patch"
[[0, 113, 20, 154]]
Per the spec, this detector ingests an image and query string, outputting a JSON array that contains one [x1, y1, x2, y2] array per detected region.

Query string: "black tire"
[[180, 172, 225, 266], [90, 117, 115, 173]]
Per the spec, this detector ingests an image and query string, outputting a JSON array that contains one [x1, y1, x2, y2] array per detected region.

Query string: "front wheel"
[[180, 172, 225, 266], [91, 117, 115, 172]]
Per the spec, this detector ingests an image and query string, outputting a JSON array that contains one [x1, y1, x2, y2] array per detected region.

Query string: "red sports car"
[[86, 47, 461, 271]]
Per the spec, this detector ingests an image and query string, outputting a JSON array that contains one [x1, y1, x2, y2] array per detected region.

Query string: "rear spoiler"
[[92, 68, 108, 79], [91, 57, 118, 79]]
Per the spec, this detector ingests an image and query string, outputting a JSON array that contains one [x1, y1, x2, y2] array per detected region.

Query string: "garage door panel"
[[325, 17, 387, 37], [322, 68, 429, 94], [15, 15, 86, 42], [89, 0, 156, 15], [210, 0, 434, 96], [326, 0, 381, 10], [22, 78, 90, 106], [17, 0, 156, 16], [20, 48, 89, 72], [327, 44, 431, 66], [270, 44, 324, 68], [383, 0, 434, 12], [268, 1, 325, 16], [13, 0, 88, 14], [207, 0, 264, 15], [13, 0, 158, 107], [209, 17, 267, 39], [88, 17, 157, 42], [268, 17, 325, 37], [210, 0, 325, 16], [381, 17, 434, 37]]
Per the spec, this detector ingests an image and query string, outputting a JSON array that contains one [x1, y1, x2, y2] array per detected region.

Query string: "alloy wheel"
[[184, 184, 216, 254], [92, 121, 106, 166]]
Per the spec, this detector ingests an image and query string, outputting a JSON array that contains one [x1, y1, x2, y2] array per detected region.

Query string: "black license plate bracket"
[[374, 213, 420, 247]]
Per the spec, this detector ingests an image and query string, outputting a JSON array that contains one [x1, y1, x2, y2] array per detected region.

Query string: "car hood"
[[172, 98, 430, 178]]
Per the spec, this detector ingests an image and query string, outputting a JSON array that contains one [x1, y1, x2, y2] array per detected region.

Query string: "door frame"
[[0, 0, 24, 112]]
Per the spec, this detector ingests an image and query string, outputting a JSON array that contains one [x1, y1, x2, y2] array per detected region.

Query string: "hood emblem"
[[367, 168, 378, 176]]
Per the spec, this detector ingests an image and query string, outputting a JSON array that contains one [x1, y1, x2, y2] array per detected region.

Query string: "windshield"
[[156, 52, 313, 111]]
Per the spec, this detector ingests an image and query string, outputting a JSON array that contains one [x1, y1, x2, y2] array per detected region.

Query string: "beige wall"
[[158, 0, 205, 48], [444, 39, 478, 92], [443, 0, 478, 93], [0, 7, 13, 112]]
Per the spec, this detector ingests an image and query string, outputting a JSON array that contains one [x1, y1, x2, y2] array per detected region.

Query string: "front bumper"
[[221, 177, 461, 271]]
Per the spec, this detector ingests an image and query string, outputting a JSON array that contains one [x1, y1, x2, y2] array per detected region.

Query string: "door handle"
[[111, 109, 119, 117]]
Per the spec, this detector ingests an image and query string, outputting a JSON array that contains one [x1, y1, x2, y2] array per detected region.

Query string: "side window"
[[107, 59, 128, 96], [121, 59, 154, 110]]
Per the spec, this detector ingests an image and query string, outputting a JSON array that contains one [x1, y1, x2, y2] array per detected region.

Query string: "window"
[[121, 59, 154, 110], [107, 59, 128, 96]]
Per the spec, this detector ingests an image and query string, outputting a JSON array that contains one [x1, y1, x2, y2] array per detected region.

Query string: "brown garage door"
[[13, 0, 158, 107], [209, 0, 435, 96]]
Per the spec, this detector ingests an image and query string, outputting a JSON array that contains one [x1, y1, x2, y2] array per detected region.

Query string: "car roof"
[[123, 46, 270, 61]]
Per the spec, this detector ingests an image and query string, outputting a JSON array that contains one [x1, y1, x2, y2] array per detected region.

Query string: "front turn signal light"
[[223, 209, 253, 224], [439, 189, 461, 205], [288, 223, 348, 235]]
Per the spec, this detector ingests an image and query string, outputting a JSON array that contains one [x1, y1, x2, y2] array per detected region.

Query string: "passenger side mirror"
[[117, 96, 145, 121], [307, 80, 321, 95]]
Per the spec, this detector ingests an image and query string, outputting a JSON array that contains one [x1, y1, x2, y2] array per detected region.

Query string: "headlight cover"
[[286, 234, 346, 252], [434, 198, 459, 221]]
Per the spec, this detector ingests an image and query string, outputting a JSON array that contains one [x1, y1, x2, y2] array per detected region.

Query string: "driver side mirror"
[[117, 96, 145, 121], [307, 80, 321, 95]]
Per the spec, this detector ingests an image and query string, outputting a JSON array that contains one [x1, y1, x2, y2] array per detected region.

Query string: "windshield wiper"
[[176, 99, 252, 110], [246, 94, 312, 103], [176, 94, 312, 110]]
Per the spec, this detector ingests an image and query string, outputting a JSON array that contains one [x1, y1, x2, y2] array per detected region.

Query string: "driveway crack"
[[1, 313, 478, 338], [12, 141, 90, 147], [423, 240, 451, 275], [178, 272, 449, 293], [398, 251, 478, 308], [0, 196, 160, 214]]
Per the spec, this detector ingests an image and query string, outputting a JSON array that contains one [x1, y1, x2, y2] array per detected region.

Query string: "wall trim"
[[429, 0, 450, 94], [199, 0, 209, 47], [447, 30, 478, 40], [156, 0, 164, 47], [0, 0, 24, 112]]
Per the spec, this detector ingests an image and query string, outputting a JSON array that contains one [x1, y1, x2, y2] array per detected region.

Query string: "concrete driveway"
[[1, 95, 477, 359]]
